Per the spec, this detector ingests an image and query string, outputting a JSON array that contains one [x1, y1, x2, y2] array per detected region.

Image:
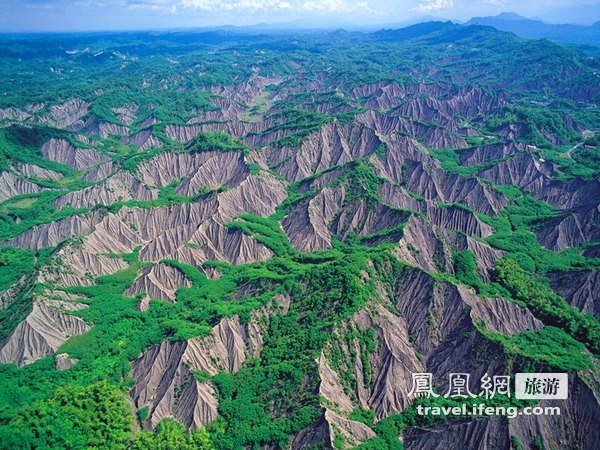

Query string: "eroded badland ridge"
[[0, 22, 599, 449]]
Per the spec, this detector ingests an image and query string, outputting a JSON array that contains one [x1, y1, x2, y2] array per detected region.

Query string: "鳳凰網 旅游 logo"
[[514, 373, 568, 400], [408, 372, 568, 400], [408, 372, 567, 419]]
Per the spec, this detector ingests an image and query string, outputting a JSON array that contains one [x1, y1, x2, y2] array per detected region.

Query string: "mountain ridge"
[[0, 21, 598, 449], [467, 11, 600, 46]]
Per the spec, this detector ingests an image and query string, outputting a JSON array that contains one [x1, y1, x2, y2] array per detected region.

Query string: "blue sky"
[[0, 0, 599, 32]]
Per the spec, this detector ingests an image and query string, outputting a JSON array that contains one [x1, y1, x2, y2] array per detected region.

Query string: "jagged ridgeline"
[[0, 21, 599, 449]]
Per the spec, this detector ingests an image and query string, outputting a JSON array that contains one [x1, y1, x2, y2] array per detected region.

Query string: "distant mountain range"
[[467, 12, 600, 47]]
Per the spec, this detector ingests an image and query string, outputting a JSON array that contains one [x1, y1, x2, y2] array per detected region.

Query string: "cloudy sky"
[[0, 0, 598, 32]]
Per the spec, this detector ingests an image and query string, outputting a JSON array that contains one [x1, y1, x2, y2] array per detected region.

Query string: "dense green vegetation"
[[187, 132, 248, 155], [485, 105, 580, 148], [0, 381, 132, 449], [207, 243, 392, 448], [0, 20, 598, 450], [0, 247, 34, 290], [132, 419, 211, 450], [0, 126, 74, 174], [494, 258, 600, 355], [479, 192, 600, 274], [262, 109, 333, 147], [489, 326, 591, 372]]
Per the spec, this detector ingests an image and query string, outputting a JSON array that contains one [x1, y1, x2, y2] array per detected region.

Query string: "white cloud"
[[411, 0, 454, 13], [300, 0, 367, 12], [181, 0, 289, 10], [180, 0, 370, 12]]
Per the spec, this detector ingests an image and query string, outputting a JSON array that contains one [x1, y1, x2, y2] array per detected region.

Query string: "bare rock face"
[[369, 135, 431, 183], [123, 128, 163, 151], [395, 87, 501, 132], [130, 306, 280, 430], [0, 107, 32, 122], [331, 200, 410, 241], [0, 299, 90, 367], [136, 152, 203, 187], [459, 142, 524, 166], [215, 172, 288, 221], [379, 181, 494, 238], [536, 178, 600, 211], [42, 138, 110, 170], [83, 161, 118, 182], [4, 210, 106, 250], [403, 161, 508, 215], [129, 339, 219, 430], [391, 212, 502, 280], [291, 408, 376, 450], [124, 263, 192, 310], [81, 119, 130, 138], [138, 114, 159, 129], [468, 296, 543, 335], [109, 211, 271, 268], [535, 205, 600, 251], [192, 96, 245, 122], [268, 120, 382, 182], [54, 171, 158, 210], [351, 81, 406, 110], [353, 304, 426, 418], [424, 204, 493, 239], [38, 244, 128, 287], [369, 138, 507, 215], [176, 152, 249, 196], [394, 215, 454, 274], [186, 317, 248, 375], [124, 128, 163, 151], [56, 352, 79, 370], [282, 186, 345, 252], [112, 104, 138, 125], [0, 171, 47, 202], [14, 163, 63, 181], [45, 98, 90, 129], [77, 211, 147, 255], [393, 267, 539, 391], [283, 172, 495, 260], [549, 270, 600, 319], [48, 199, 271, 269], [450, 234, 505, 282], [356, 109, 467, 150], [163, 124, 194, 143], [164, 124, 236, 143], [318, 353, 355, 412], [404, 417, 510, 450], [378, 183, 422, 211], [404, 375, 600, 450], [478, 154, 556, 192], [136, 151, 284, 213], [173, 218, 274, 266]]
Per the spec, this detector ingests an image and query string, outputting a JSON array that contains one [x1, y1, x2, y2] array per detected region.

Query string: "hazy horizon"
[[0, 0, 599, 33]]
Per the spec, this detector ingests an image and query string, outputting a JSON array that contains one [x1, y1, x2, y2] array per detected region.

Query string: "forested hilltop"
[[0, 22, 599, 449]]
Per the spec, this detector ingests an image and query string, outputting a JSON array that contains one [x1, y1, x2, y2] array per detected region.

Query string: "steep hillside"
[[0, 23, 599, 450]]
